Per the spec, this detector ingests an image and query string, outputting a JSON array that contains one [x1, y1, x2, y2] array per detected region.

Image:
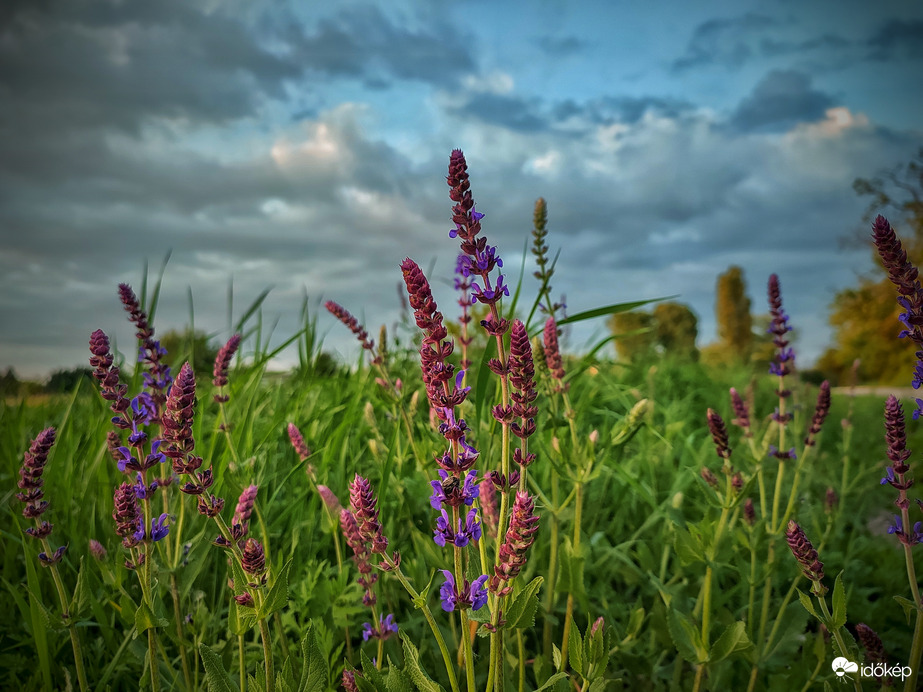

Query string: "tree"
[[608, 301, 699, 363], [653, 302, 699, 361], [609, 311, 655, 363], [159, 329, 219, 377], [715, 266, 753, 362], [819, 149, 923, 383], [45, 367, 93, 393]]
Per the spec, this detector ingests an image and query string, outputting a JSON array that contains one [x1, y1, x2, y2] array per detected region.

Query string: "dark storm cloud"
[[553, 96, 697, 125], [291, 6, 476, 84], [729, 70, 834, 132], [673, 12, 923, 73], [867, 19, 923, 61], [672, 12, 777, 71], [447, 92, 549, 132]]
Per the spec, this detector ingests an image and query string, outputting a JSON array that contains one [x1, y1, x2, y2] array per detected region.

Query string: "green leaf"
[[667, 609, 705, 664], [399, 632, 444, 692], [894, 595, 917, 625], [556, 297, 677, 326], [297, 623, 328, 692], [552, 644, 562, 673], [360, 651, 386, 690], [135, 601, 168, 634], [276, 657, 295, 692], [228, 598, 257, 635], [385, 662, 414, 692], [535, 672, 568, 691], [673, 528, 704, 566], [708, 621, 751, 663], [567, 615, 584, 676], [69, 557, 89, 619], [830, 571, 847, 630], [260, 559, 293, 619], [796, 589, 820, 622], [505, 576, 543, 629], [200, 644, 238, 692]]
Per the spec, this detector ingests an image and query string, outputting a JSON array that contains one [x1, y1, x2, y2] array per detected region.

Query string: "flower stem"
[[42, 550, 88, 692], [259, 618, 273, 691]]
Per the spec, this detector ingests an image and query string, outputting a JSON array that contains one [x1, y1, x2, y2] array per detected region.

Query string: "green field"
[[3, 315, 920, 691]]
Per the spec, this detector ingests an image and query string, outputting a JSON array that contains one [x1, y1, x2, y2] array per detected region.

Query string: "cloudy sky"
[[2, 0, 922, 378]]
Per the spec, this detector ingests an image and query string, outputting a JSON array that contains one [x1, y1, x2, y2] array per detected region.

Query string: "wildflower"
[[700, 467, 719, 489], [38, 545, 67, 566], [767, 274, 794, 379], [804, 381, 831, 446], [287, 422, 312, 461], [743, 498, 757, 526], [349, 475, 388, 554], [113, 482, 142, 549], [342, 670, 360, 692], [509, 320, 538, 450], [768, 445, 796, 461], [89, 329, 130, 419], [706, 409, 731, 460], [785, 520, 825, 594], [400, 257, 449, 344], [212, 333, 241, 402], [118, 283, 172, 407], [325, 302, 377, 359], [216, 484, 258, 547], [543, 318, 567, 385], [161, 362, 196, 462], [316, 485, 343, 514], [134, 513, 170, 543], [855, 623, 889, 674], [434, 508, 482, 547], [872, 216, 923, 416], [479, 480, 499, 539], [241, 538, 266, 577], [340, 509, 378, 606], [490, 492, 540, 595], [886, 515, 923, 546], [729, 387, 752, 436], [17, 427, 55, 524], [824, 487, 838, 514], [430, 469, 480, 509], [362, 613, 398, 642], [882, 395, 912, 482], [89, 539, 107, 561], [439, 570, 489, 612], [234, 593, 254, 607]]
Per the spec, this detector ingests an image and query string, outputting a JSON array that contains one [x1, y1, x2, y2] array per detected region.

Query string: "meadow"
[[3, 152, 922, 691]]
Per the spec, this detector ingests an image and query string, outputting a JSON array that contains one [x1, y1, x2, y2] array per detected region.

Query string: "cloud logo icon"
[[831, 657, 859, 677]]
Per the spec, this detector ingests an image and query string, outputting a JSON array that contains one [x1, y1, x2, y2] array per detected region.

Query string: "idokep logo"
[[831, 656, 912, 683], [831, 657, 858, 680]]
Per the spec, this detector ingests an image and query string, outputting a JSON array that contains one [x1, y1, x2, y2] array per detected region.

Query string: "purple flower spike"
[[17, 428, 56, 523], [212, 333, 241, 402]]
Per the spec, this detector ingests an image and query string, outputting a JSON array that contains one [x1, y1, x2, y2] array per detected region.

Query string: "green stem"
[[386, 559, 460, 692], [259, 618, 273, 691], [516, 630, 525, 692], [171, 572, 193, 691], [816, 597, 861, 692], [542, 471, 560, 663], [560, 479, 583, 666], [239, 634, 246, 692], [43, 553, 88, 692], [900, 521, 923, 692]]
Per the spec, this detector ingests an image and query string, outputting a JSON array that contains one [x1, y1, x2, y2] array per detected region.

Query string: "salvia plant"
[[6, 156, 923, 692]]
